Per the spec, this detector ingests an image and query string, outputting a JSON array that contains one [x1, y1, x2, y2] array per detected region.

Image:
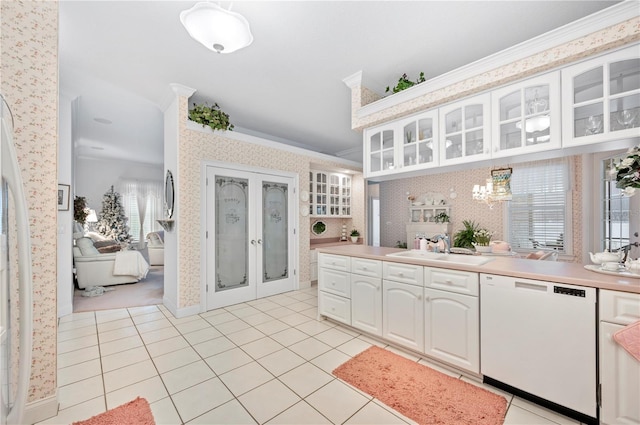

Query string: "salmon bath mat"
[[72, 397, 155, 425], [333, 346, 507, 425]]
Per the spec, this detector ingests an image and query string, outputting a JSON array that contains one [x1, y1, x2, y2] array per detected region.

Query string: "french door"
[[206, 165, 296, 310]]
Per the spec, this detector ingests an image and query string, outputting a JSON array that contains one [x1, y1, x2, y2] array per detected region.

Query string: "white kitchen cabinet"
[[424, 287, 479, 373], [439, 93, 491, 166], [382, 279, 424, 352], [562, 44, 640, 148], [309, 170, 351, 217], [351, 274, 383, 336], [364, 123, 397, 178], [599, 289, 640, 425], [491, 72, 561, 158], [318, 253, 351, 325]]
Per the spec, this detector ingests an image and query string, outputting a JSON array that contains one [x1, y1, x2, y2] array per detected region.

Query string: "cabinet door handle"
[[417, 294, 422, 300], [425, 295, 430, 302], [445, 279, 453, 284], [398, 272, 404, 277], [362, 266, 368, 270]]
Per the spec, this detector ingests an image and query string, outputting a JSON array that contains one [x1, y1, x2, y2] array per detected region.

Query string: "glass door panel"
[[262, 181, 288, 283], [574, 66, 603, 103], [574, 103, 604, 137], [215, 176, 249, 292], [609, 93, 640, 132], [609, 59, 640, 95]]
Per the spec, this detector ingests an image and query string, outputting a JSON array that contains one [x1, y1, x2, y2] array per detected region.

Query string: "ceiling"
[[59, 1, 621, 166]]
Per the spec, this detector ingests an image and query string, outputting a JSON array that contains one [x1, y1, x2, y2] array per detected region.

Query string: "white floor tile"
[[193, 335, 236, 358], [314, 328, 354, 347], [35, 396, 105, 425], [278, 363, 333, 398], [215, 319, 252, 335], [511, 396, 580, 424], [152, 346, 201, 374], [182, 326, 223, 345], [240, 336, 284, 360], [174, 318, 211, 335], [57, 345, 100, 369], [295, 320, 334, 336], [140, 326, 181, 344], [96, 317, 134, 333], [101, 346, 150, 373], [171, 378, 234, 423], [252, 300, 282, 312], [287, 337, 332, 360], [253, 319, 290, 335], [266, 307, 297, 319], [258, 348, 307, 377], [278, 312, 313, 327], [99, 334, 144, 357], [58, 375, 105, 410], [103, 359, 158, 393], [106, 376, 169, 409], [58, 358, 102, 387], [266, 400, 331, 424], [135, 317, 173, 334], [226, 327, 265, 345], [161, 360, 216, 394], [187, 399, 257, 424], [57, 317, 96, 333], [59, 311, 95, 324], [131, 310, 166, 325], [335, 338, 372, 357], [127, 304, 161, 316], [305, 379, 370, 424], [203, 311, 237, 326], [504, 404, 556, 424], [219, 361, 274, 396], [95, 309, 130, 323], [98, 325, 139, 343], [146, 335, 190, 357], [230, 305, 262, 318], [58, 325, 97, 342], [58, 334, 98, 354], [270, 328, 309, 346], [310, 349, 351, 374], [242, 311, 276, 326], [344, 400, 409, 424], [150, 396, 183, 425], [205, 347, 254, 375], [238, 379, 301, 424]]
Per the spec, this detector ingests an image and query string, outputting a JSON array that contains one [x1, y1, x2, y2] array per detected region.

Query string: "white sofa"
[[73, 237, 149, 289], [146, 231, 164, 266]]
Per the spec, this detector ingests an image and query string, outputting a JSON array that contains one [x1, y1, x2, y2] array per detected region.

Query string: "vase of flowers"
[[611, 145, 640, 197], [473, 228, 493, 253]]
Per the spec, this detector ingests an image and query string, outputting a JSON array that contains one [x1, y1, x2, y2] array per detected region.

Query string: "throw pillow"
[[97, 245, 121, 254], [76, 237, 100, 256]]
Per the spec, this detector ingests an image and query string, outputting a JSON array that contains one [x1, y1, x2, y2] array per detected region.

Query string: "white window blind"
[[119, 180, 163, 244], [507, 159, 570, 253]]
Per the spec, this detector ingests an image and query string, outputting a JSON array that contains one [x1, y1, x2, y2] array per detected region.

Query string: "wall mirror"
[[165, 170, 175, 218], [311, 220, 327, 236]]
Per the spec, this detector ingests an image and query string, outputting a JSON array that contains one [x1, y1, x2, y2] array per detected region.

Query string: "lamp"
[[180, 2, 253, 54], [85, 209, 98, 231], [473, 168, 513, 209]]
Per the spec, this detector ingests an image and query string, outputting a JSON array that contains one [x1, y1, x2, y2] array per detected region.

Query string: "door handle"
[[251, 239, 256, 245], [257, 239, 262, 244]]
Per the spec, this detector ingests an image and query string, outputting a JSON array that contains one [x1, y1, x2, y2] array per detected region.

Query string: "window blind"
[[508, 159, 570, 253]]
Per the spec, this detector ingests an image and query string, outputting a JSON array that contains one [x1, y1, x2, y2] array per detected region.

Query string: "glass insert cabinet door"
[[401, 111, 439, 169], [562, 45, 640, 147], [206, 166, 295, 309], [439, 93, 490, 165]]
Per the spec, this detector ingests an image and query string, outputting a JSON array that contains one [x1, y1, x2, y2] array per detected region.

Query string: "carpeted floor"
[[333, 345, 508, 425], [73, 266, 164, 312]]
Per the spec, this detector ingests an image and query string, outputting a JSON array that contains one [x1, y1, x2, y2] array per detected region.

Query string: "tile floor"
[[42, 285, 584, 424]]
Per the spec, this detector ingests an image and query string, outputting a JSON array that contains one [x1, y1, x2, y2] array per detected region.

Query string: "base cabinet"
[[424, 288, 479, 373], [351, 274, 383, 336], [382, 280, 424, 352], [599, 290, 640, 425]]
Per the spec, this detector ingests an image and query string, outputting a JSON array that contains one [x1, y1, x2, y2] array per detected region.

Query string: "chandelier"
[[472, 168, 513, 209], [180, 2, 253, 54]]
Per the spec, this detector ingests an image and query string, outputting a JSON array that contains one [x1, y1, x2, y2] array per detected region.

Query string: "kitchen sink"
[[386, 250, 495, 266]]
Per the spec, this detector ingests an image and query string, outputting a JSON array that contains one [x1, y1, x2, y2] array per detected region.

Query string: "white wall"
[[75, 157, 163, 211]]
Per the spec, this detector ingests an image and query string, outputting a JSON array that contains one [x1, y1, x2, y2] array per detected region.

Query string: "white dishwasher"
[[480, 273, 597, 420]]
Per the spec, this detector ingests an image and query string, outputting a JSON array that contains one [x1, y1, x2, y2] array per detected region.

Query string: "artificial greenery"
[[350, 229, 360, 237], [73, 196, 88, 224], [395, 241, 408, 249], [386, 72, 426, 94], [434, 212, 450, 223], [474, 228, 493, 246], [188, 102, 235, 132], [453, 220, 480, 248]]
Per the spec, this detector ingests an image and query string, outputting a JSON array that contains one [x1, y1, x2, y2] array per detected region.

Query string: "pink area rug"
[[333, 346, 507, 425], [72, 397, 155, 425]]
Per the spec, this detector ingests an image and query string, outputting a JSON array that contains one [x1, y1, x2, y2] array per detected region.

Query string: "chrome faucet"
[[431, 233, 450, 254]]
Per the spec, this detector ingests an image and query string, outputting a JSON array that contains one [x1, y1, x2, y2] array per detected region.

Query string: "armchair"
[[146, 231, 164, 266], [73, 237, 149, 289]]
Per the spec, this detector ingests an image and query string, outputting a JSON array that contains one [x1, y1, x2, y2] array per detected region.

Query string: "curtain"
[[119, 179, 163, 248]]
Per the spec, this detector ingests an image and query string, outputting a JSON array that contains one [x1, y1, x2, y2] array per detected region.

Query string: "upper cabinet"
[[364, 110, 439, 178], [310, 170, 351, 217], [562, 45, 640, 148], [491, 72, 561, 158], [439, 93, 491, 166]]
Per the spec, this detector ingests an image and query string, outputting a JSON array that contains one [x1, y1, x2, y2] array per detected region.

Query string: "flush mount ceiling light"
[[180, 2, 253, 54]]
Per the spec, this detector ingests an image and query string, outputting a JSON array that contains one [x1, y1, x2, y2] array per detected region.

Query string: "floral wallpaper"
[[176, 98, 363, 309], [1, 0, 59, 405]]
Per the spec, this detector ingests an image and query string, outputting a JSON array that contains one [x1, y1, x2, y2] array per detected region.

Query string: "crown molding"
[[342, 71, 363, 89], [159, 83, 196, 111], [356, 1, 639, 119]]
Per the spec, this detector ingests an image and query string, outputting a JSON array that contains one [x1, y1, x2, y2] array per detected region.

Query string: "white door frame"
[[200, 160, 299, 312]]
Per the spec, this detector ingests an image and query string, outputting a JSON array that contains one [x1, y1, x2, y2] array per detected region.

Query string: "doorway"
[[205, 165, 297, 310]]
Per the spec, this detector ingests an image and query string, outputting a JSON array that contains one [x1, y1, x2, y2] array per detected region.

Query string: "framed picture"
[[58, 184, 70, 211]]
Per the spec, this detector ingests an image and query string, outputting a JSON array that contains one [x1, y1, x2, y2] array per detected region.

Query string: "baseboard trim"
[[23, 390, 58, 425], [174, 304, 200, 319], [162, 295, 178, 318]]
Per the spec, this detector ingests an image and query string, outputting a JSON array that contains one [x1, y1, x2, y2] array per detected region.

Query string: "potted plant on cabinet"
[[473, 228, 494, 253], [350, 229, 360, 243], [188, 102, 235, 132]]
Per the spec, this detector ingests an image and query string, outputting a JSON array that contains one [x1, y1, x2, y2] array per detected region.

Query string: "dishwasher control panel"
[[554, 286, 586, 297]]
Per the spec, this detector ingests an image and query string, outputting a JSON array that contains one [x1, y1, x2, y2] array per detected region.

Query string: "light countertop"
[[315, 245, 640, 294]]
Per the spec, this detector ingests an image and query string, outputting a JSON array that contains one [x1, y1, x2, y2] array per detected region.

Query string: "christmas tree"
[[96, 186, 131, 243]]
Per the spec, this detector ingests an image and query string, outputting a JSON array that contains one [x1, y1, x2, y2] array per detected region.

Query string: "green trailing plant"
[[434, 212, 450, 223], [453, 220, 480, 249], [386, 72, 426, 94], [73, 196, 88, 225], [189, 102, 235, 132]]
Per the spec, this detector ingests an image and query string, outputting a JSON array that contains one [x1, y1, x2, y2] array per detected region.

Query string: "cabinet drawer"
[[319, 291, 351, 325], [383, 262, 424, 286], [424, 267, 479, 296], [351, 258, 382, 277], [318, 268, 350, 297], [319, 253, 350, 272], [600, 290, 640, 325]]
